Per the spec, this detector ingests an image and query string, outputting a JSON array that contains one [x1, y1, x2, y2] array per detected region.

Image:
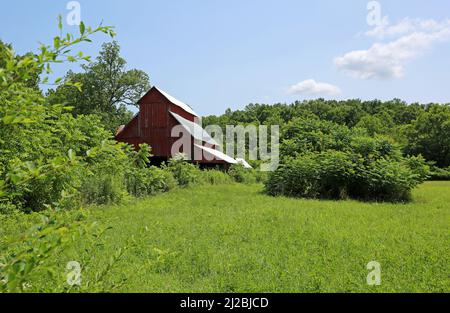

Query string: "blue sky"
[[1, 0, 450, 115]]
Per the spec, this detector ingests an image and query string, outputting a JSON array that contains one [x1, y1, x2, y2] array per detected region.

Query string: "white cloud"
[[336, 18, 450, 79], [365, 17, 450, 39], [287, 79, 341, 96]]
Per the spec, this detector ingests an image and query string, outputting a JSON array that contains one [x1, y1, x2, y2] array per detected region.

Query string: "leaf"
[[68, 149, 75, 161], [79, 21, 85, 35], [9, 174, 22, 185], [53, 37, 61, 49], [57, 15, 63, 30], [2, 115, 15, 125]]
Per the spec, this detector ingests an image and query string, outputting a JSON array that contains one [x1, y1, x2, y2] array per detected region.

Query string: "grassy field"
[[1, 182, 449, 292]]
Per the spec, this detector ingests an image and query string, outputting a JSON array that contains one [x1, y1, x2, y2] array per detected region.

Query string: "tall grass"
[[2, 182, 448, 292]]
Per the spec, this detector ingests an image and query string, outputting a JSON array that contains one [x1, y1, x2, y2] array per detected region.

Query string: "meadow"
[[1, 10, 450, 296], [1, 181, 448, 292]]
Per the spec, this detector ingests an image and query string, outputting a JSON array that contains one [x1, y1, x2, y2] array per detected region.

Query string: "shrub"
[[269, 117, 430, 202], [353, 158, 423, 201], [78, 140, 131, 205], [264, 154, 320, 198], [265, 150, 428, 202], [428, 166, 450, 181], [80, 171, 127, 205], [228, 164, 258, 184], [281, 117, 353, 157], [125, 166, 177, 197], [199, 169, 233, 185], [0, 211, 128, 292], [163, 158, 201, 187], [265, 151, 356, 199], [0, 22, 116, 213]]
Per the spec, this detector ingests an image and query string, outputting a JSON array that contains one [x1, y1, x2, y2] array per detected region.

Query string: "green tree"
[[404, 105, 450, 168], [46, 41, 150, 132], [355, 114, 385, 136]]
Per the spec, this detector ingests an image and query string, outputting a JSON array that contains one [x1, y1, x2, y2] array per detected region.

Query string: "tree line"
[[204, 98, 450, 169]]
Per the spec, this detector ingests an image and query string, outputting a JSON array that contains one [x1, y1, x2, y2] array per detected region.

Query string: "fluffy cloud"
[[336, 18, 450, 79], [365, 17, 450, 39], [287, 79, 341, 96]]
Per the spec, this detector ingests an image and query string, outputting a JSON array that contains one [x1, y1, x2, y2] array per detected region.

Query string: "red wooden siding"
[[115, 86, 228, 164]]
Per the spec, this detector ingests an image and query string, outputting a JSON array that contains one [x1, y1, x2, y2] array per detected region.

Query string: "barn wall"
[[117, 87, 230, 164], [115, 115, 143, 149]]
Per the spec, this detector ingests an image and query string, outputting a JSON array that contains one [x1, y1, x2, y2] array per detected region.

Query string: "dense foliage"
[[263, 117, 429, 201], [46, 41, 150, 132], [203, 99, 450, 168], [203, 99, 448, 200]]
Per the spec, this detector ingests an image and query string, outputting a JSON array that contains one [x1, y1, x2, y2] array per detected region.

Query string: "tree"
[[404, 105, 450, 168], [46, 41, 150, 132], [355, 114, 385, 136]]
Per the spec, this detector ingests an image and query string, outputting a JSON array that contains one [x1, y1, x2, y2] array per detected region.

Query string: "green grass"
[[1, 182, 449, 292]]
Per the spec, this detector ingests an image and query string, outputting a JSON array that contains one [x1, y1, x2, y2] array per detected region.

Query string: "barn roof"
[[194, 144, 252, 168], [194, 144, 237, 164], [235, 158, 253, 169], [154, 86, 198, 117], [170, 111, 219, 146]]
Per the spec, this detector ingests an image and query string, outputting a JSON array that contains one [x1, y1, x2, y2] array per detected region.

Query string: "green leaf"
[[79, 21, 85, 35], [57, 15, 63, 30], [68, 149, 76, 161], [2, 115, 15, 125], [53, 37, 61, 49]]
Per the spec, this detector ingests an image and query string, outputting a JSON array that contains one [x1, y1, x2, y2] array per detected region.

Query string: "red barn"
[[115, 86, 251, 168]]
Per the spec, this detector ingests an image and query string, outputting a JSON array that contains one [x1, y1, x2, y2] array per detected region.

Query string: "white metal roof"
[[170, 111, 219, 146], [154, 86, 198, 117], [116, 124, 125, 136], [235, 158, 253, 169], [194, 144, 238, 164]]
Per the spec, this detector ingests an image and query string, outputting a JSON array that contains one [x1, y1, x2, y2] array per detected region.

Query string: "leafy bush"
[[280, 117, 354, 157], [354, 157, 425, 201], [428, 166, 450, 181], [125, 166, 177, 197], [0, 214, 72, 292], [265, 151, 354, 199], [265, 150, 428, 202], [267, 116, 430, 202], [80, 170, 127, 205], [227, 164, 267, 184], [0, 210, 129, 292], [77, 140, 132, 205], [163, 158, 201, 187], [228, 164, 257, 184], [0, 19, 116, 212], [199, 169, 233, 185]]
